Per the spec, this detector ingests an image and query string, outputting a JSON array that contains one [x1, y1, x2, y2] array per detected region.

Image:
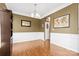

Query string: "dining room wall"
[[42, 3, 79, 53]]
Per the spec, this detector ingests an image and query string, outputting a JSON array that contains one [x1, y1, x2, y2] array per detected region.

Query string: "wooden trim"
[[0, 9, 12, 12]]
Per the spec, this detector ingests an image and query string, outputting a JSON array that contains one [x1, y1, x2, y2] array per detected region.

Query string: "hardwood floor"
[[12, 40, 50, 56], [50, 44, 79, 56], [12, 40, 79, 56]]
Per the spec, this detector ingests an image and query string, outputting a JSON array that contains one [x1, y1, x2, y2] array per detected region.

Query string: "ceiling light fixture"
[[31, 4, 40, 18]]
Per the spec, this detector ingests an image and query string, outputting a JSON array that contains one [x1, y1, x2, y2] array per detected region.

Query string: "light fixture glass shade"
[[31, 13, 40, 18], [31, 4, 40, 18]]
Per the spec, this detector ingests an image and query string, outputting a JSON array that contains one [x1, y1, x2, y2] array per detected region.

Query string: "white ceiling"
[[6, 3, 72, 19]]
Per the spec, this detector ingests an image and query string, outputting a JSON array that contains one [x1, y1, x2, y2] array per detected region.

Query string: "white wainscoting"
[[13, 32, 44, 43], [13, 32, 79, 52], [50, 33, 79, 52]]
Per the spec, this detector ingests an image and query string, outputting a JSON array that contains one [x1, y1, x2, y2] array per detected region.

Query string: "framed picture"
[[21, 20, 31, 27], [53, 14, 70, 28]]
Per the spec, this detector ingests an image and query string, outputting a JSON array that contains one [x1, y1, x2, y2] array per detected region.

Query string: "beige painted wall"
[[0, 3, 42, 32], [43, 4, 78, 34], [0, 3, 78, 34], [13, 14, 42, 32], [0, 3, 7, 10], [40, 18, 45, 32]]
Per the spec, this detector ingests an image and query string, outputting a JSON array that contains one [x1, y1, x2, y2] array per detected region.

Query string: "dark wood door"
[[0, 10, 12, 56]]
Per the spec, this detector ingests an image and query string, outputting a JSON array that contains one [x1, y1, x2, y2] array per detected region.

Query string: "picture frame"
[[21, 20, 31, 27], [53, 14, 70, 28]]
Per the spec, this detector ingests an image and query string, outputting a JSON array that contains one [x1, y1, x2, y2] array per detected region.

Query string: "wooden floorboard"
[[12, 40, 49, 56], [50, 44, 79, 56], [12, 40, 79, 56]]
